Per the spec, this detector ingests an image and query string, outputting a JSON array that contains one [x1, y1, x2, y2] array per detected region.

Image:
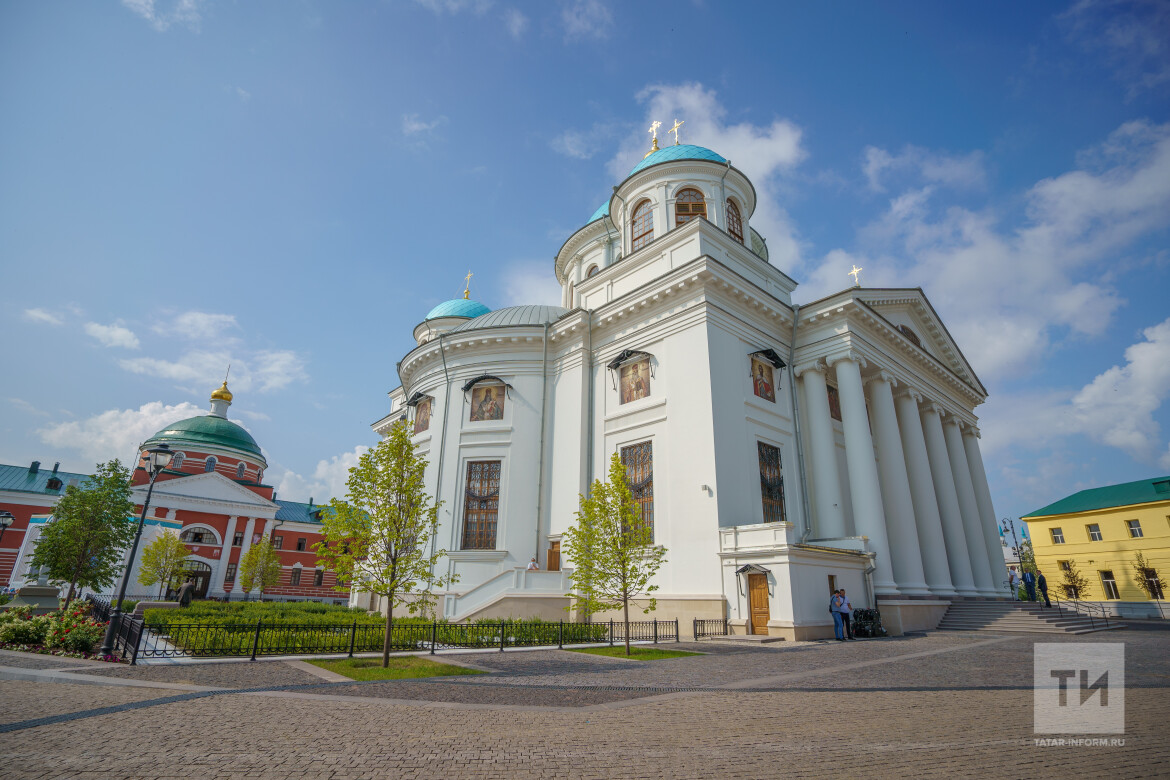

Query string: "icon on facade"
[[620, 359, 651, 404], [751, 357, 775, 402], [470, 384, 504, 422]]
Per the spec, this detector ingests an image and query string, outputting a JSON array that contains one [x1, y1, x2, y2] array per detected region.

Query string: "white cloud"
[[800, 119, 1170, 382], [84, 322, 141, 350], [236, 87, 251, 102], [158, 311, 239, 340], [272, 446, 369, 503], [22, 308, 63, 326], [607, 83, 806, 269], [862, 145, 986, 193], [503, 8, 529, 38], [980, 317, 1170, 467], [38, 401, 205, 465], [1060, 0, 1170, 98], [561, 0, 613, 40], [501, 260, 564, 307], [122, 0, 202, 32], [402, 113, 448, 137], [119, 348, 308, 393], [8, 398, 50, 418]]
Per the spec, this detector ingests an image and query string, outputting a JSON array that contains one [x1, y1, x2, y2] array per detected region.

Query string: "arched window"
[[236, 462, 246, 479], [675, 188, 706, 226], [897, 324, 922, 348], [204, 456, 217, 473], [726, 199, 744, 244], [631, 200, 654, 252], [171, 452, 185, 470], [586, 265, 599, 278], [257, 469, 264, 483]]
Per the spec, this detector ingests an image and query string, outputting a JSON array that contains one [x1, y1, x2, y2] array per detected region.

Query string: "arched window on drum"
[[675, 188, 706, 226], [726, 199, 744, 244], [204, 456, 217, 473], [631, 199, 654, 252]]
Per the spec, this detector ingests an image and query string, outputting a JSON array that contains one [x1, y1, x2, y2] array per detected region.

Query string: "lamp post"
[[99, 444, 174, 655], [0, 511, 14, 547]]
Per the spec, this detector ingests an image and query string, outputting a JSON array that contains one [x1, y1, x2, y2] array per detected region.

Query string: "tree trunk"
[[382, 588, 395, 668], [65, 581, 76, 609], [623, 596, 631, 656]]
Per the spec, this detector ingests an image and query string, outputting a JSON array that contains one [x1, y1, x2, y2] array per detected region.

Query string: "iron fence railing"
[[693, 617, 729, 639], [120, 617, 681, 663]]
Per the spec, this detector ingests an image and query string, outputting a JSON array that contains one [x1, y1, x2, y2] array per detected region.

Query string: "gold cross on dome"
[[648, 120, 661, 141], [463, 270, 473, 299], [670, 119, 684, 145], [849, 265, 863, 286]]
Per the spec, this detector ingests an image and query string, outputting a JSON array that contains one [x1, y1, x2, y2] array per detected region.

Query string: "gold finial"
[[211, 378, 233, 403], [645, 120, 661, 158], [849, 265, 863, 287], [669, 119, 684, 145], [463, 270, 473, 299]]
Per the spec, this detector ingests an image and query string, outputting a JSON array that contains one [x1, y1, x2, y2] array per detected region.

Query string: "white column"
[[238, 517, 257, 595], [867, 372, 931, 595], [211, 516, 238, 597], [942, 418, 997, 596], [920, 404, 978, 595], [963, 427, 1010, 596], [797, 362, 846, 538], [894, 390, 955, 597], [831, 354, 897, 595]]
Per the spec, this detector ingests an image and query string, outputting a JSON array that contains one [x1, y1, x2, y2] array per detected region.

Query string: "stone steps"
[[936, 600, 1117, 634]]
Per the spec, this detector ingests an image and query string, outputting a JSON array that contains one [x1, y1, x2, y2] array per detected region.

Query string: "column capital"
[[793, 358, 827, 377], [921, 401, 946, 417], [864, 369, 898, 389], [826, 350, 867, 370], [961, 423, 981, 438], [893, 385, 924, 404]]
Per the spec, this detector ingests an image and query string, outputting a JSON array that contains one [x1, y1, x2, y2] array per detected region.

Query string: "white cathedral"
[[361, 134, 1009, 640]]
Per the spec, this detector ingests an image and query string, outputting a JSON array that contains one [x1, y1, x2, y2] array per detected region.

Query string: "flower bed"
[[0, 602, 125, 662]]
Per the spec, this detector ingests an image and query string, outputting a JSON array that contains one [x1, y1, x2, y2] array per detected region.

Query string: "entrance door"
[[169, 560, 212, 600], [747, 573, 770, 635], [547, 541, 561, 572]]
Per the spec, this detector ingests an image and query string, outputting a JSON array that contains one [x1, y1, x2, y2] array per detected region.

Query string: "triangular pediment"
[[134, 471, 278, 513], [852, 288, 986, 396]]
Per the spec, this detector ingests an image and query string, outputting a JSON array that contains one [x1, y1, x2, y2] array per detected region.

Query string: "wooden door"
[[748, 573, 770, 635], [547, 541, 561, 572]]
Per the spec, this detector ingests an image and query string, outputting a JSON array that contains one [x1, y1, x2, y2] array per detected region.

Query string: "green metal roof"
[[275, 499, 325, 525], [1022, 475, 1170, 519], [144, 414, 263, 458], [0, 463, 92, 496]]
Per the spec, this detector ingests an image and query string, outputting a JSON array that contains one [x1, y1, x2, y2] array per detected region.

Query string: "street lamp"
[[99, 444, 174, 655], [0, 511, 14, 547]]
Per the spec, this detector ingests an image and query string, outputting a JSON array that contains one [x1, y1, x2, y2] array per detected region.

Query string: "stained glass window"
[[726, 199, 744, 244], [462, 460, 501, 549], [632, 199, 654, 251], [620, 441, 654, 541], [757, 442, 787, 524], [675, 188, 706, 225]]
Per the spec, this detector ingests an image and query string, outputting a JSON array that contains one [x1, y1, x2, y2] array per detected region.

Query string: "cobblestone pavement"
[[82, 657, 328, 688], [1, 630, 1166, 778]]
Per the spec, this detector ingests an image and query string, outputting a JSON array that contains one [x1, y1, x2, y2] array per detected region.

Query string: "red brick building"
[[2, 382, 348, 604]]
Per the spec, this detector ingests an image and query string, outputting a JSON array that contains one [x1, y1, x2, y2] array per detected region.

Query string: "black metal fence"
[[693, 617, 729, 639]]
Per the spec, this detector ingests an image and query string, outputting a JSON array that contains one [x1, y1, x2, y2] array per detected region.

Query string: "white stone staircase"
[[936, 600, 1118, 634], [442, 567, 574, 621]]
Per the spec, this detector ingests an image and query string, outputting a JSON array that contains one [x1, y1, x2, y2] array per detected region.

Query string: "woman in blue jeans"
[[830, 590, 846, 641]]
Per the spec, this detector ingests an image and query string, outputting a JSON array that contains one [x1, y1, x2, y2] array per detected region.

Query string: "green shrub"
[[0, 613, 49, 645], [43, 602, 106, 654]]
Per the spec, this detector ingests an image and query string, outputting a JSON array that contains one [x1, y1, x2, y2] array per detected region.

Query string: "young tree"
[[1132, 551, 1164, 600], [238, 537, 283, 598], [137, 531, 191, 597], [315, 419, 453, 667], [30, 459, 135, 607], [1061, 560, 1091, 600], [1018, 539, 1039, 577], [563, 452, 668, 656]]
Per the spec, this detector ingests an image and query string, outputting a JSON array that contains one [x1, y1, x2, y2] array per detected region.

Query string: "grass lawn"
[[567, 646, 701, 660], [308, 656, 486, 681]]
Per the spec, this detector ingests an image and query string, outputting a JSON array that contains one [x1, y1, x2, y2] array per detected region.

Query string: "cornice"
[[616, 161, 756, 217], [555, 219, 613, 283]]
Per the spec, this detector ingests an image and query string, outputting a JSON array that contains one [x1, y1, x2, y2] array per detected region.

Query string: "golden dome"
[[210, 381, 233, 403]]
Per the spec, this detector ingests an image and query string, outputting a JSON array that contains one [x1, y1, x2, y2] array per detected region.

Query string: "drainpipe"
[[611, 186, 627, 257], [585, 309, 595, 489], [789, 304, 813, 543], [534, 321, 551, 564], [719, 160, 732, 228], [429, 333, 453, 588]]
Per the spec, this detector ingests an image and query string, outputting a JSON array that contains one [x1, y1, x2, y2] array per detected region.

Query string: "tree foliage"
[[30, 459, 135, 606], [238, 537, 283, 596], [1061, 560, 1091, 600], [1017, 538, 1038, 577], [563, 452, 668, 655], [137, 530, 191, 597], [1132, 551, 1163, 600], [315, 419, 453, 667]]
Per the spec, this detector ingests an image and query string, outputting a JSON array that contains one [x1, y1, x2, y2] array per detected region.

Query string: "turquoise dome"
[[588, 201, 610, 223], [627, 144, 727, 177], [144, 415, 264, 459], [425, 299, 491, 320]]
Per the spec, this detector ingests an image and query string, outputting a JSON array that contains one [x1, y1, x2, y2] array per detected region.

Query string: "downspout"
[[719, 160, 732, 227], [585, 309, 595, 488], [429, 334, 453, 591], [611, 186, 626, 258], [789, 304, 813, 543], [534, 321, 550, 564]]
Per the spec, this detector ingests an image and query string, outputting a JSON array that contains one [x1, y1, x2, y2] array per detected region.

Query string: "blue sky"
[[1, 0, 1168, 522]]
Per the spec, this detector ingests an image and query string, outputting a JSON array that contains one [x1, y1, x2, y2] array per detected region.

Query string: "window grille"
[[631, 200, 654, 251], [757, 442, 787, 524], [620, 441, 654, 540], [462, 461, 501, 549], [726, 199, 744, 244], [1051, 528, 1065, 544], [675, 188, 706, 225]]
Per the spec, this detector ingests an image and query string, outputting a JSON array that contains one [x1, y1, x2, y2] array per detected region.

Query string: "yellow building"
[[1023, 475, 1168, 616]]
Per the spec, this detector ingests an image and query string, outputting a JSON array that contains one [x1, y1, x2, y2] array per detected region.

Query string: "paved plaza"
[[1, 630, 1167, 779]]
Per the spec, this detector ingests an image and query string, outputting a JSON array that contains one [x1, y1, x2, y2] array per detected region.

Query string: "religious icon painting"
[[413, 398, 432, 434], [620, 358, 651, 404], [751, 357, 775, 402], [470, 384, 505, 422]]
